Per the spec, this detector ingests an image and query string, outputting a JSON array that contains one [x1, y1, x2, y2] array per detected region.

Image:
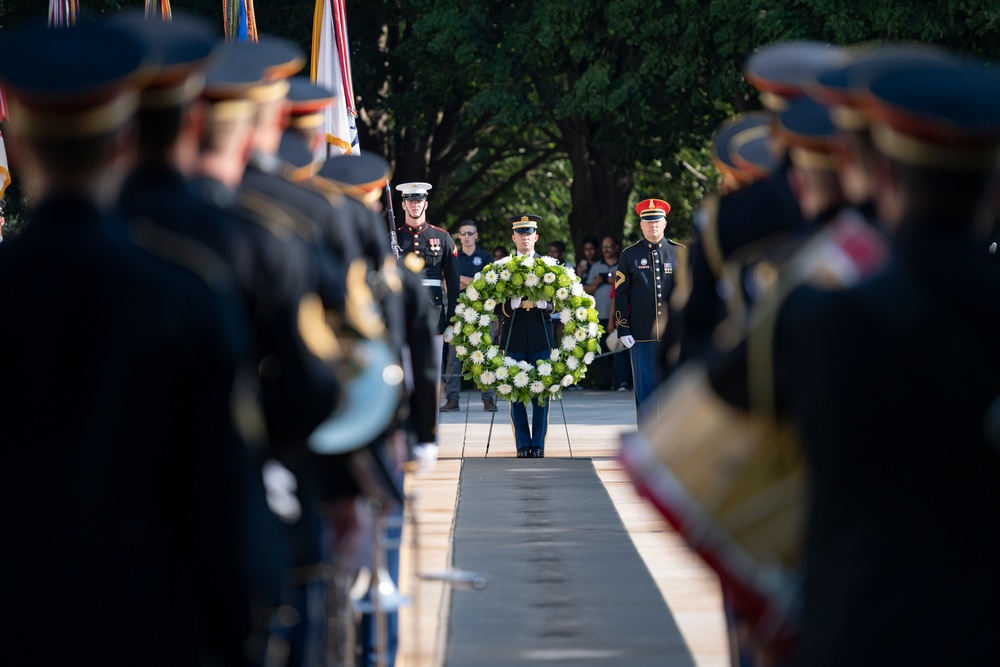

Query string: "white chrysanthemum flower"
[[474, 272, 482, 281], [518, 360, 532, 371], [456, 345, 468, 357], [584, 351, 595, 365], [500, 269, 512, 281], [561, 374, 574, 387], [443, 326, 455, 342], [486, 346, 499, 359], [529, 380, 545, 394], [504, 356, 519, 366], [543, 272, 557, 284], [549, 385, 561, 394], [559, 309, 572, 324], [468, 331, 483, 346], [524, 273, 540, 287], [484, 270, 499, 284], [466, 286, 480, 301], [497, 383, 513, 395], [513, 371, 530, 388], [480, 371, 496, 386], [521, 256, 534, 268], [585, 294, 596, 307], [571, 282, 584, 296], [494, 255, 512, 265], [575, 329, 587, 342], [561, 336, 576, 351], [540, 256, 557, 266], [463, 308, 479, 323], [555, 287, 569, 300], [549, 349, 561, 361], [588, 322, 599, 337], [537, 362, 552, 376], [563, 266, 577, 278], [567, 356, 580, 370], [470, 350, 485, 364], [495, 366, 509, 380], [483, 298, 497, 311], [479, 314, 491, 327], [575, 307, 589, 322]]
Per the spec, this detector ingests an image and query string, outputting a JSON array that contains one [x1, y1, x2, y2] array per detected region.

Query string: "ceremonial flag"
[[47, 0, 80, 27], [144, 0, 172, 21], [311, 0, 359, 156], [224, 0, 258, 43], [0, 119, 10, 201]]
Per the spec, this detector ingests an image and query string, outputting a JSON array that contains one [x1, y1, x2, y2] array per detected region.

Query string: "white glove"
[[620, 335, 636, 349], [535, 300, 548, 310], [262, 459, 302, 522], [510, 296, 522, 309], [411, 443, 438, 477]]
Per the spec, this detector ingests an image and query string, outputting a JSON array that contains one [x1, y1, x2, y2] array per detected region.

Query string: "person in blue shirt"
[[442, 220, 498, 412]]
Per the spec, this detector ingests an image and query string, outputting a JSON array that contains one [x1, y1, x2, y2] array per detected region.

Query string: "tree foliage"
[[1, 1, 999, 251]]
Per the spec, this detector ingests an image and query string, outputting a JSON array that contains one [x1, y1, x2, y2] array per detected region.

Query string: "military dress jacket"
[[396, 221, 460, 330], [679, 159, 805, 362], [0, 194, 264, 667], [614, 238, 685, 342]]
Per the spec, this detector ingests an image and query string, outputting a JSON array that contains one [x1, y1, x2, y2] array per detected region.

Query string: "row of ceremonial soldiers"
[[633, 41, 1000, 667], [0, 13, 437, 667]]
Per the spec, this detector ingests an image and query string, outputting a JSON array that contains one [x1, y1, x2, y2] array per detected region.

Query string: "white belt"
[[422, 279, 442, 287]]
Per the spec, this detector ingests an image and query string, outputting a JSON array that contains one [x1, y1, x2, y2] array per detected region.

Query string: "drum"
[[618, 363, 804, 642]]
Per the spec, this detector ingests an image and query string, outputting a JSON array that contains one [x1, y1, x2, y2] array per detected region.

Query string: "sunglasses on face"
[[514, 229, 536, 235], [459, 231, 476, 236]]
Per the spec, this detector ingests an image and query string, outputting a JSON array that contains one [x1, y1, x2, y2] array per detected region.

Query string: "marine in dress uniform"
[[0, 20, 268, 667], [614, 199, 684, 423], [495, 214, 554, 458], [394, 181, 460, 334]]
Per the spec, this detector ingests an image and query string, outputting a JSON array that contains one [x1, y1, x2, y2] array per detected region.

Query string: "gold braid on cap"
[[10, 92, 140, 138]]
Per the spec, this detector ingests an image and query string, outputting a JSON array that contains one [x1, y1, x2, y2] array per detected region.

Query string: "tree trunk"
[[562, 122, 634, 259]]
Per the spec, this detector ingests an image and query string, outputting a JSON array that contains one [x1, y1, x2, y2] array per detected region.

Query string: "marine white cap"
[[396, 181, 433, 199]]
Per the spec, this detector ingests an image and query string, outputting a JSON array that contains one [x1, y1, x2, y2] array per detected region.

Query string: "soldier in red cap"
[[614, 198, 685, 423]]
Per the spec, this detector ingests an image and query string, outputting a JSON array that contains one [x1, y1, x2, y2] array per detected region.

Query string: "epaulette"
[[127, 217, 234, 294], [403, 253, 425, 274], [381, 256, 403, 293], [239, 189, 321, 245], [300, 175, 348, 208], [698, 194, 725, 280], [668, 239, 685, 247]]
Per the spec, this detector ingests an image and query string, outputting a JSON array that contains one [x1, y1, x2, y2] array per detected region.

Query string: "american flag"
[[311, 0, 359, 156]]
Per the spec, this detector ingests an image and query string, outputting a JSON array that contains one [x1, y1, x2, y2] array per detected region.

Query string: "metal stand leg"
[[484, 407, 498, 458], [558, 396, 573, 458]]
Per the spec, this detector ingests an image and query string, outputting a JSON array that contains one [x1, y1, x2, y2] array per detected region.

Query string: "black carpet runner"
[[445, 457, 697, 666]]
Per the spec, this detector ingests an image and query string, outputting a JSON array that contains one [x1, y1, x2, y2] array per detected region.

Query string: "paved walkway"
[[395, 389, 730, 667]]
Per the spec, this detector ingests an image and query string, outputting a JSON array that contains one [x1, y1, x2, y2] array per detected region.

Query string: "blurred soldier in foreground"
[[0, 20, 269, 666], [679, 41, 847, 364], [765, 53, 1000, 667], [320, 154, 440, 667]]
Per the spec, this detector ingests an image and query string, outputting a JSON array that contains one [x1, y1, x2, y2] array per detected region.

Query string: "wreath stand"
[[482, 308, 575, 458]]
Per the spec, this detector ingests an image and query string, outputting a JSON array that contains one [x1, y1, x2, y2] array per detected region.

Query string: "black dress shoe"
[[517, 449, 529, 458], [531, 448, 543, 458]]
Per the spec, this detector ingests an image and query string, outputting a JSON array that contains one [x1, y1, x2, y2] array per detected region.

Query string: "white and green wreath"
[[444, 254, 604, 405]]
